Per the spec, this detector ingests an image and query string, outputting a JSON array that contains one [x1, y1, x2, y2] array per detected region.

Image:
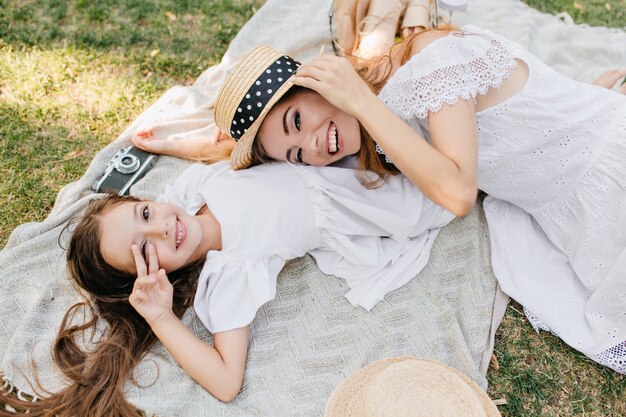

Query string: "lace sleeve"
[[378, 27, 519, 120]]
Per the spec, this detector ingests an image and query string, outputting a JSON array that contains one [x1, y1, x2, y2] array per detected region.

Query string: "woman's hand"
[[131, 126, 222, 158], [132, 127, 176, 154], [293, 55, 377, 117], [129, 243, 174, 327]]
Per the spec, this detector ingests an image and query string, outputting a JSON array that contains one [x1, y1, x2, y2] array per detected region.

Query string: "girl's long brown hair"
[[0, 194, 204, 417]]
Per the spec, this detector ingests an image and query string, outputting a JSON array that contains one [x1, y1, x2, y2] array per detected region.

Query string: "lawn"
[[0, 0, 624, 416]]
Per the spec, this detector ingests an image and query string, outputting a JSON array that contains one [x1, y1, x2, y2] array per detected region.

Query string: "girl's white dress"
[[378, 25, 626, 373], [160, 161, 453, 334]]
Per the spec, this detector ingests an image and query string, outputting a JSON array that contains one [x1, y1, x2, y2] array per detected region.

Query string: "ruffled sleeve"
[[378, 25, 519, 120], [158, 162, 229, 216], [158, 161, 320, 333], [293, 165, 454, 310], [193, 255, 286, 334]]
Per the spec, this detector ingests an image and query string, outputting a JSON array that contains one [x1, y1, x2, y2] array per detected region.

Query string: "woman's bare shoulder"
[[409, 30, 453, 56]]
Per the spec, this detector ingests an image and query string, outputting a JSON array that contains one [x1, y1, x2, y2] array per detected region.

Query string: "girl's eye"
[[294, 111, 300, 131], [295, 148, 303, 164], [142, 205, 149, 221]]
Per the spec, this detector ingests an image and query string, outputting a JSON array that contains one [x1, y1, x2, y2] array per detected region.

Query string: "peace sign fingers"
[[131, 244, 148, 277], [147, 243, 160, 275], [131, 243, 161, 278]]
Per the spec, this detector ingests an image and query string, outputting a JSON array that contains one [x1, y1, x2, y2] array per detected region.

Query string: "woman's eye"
[[142, 205, 149, 221], [294, 111, 300, 131], [295, 148, 303, 164]]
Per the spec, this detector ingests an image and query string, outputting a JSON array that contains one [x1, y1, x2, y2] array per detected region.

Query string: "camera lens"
[[115, 152, 140, 174]]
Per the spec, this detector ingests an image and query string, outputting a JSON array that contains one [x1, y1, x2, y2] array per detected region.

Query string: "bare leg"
[[355, 0, 404, 59], [400, 0, 432, 38]]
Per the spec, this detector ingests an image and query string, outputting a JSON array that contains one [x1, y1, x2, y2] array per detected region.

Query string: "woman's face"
[[99, 201, 216, 274], [257, 89, 361, 166]]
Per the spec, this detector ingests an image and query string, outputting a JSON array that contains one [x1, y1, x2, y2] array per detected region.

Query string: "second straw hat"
[[324, 356, 501, 417], [214, 45, 300, 170]]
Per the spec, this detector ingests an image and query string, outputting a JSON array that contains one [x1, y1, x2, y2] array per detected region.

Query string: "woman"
[[133, 24, 626, 375]]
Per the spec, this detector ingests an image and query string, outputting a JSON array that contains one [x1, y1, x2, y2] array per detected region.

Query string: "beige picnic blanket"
[[1, 0, 624, 415]]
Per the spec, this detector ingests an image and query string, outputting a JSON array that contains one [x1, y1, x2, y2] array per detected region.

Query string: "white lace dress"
[[378, 25, 626, 373]]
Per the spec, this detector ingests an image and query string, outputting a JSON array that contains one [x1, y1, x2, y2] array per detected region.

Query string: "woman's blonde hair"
[[247, 29, 448, 187]]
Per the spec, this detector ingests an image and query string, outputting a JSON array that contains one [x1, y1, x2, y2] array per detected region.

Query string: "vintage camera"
[[92, 146, 157, 195]]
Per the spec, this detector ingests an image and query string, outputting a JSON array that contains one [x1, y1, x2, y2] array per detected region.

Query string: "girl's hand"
[[591, 69, 626, 94], [129, 243, 174, 327], [293, 55, 377, 117]]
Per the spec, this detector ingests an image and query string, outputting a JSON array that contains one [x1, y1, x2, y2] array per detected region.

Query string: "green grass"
[[1, 0, 625, 416], [522, 0, 626, 28], [0, 0, 264, 246], [487, 301, 625, 416]]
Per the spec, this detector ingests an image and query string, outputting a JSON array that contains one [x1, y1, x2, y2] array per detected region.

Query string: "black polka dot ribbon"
[[230, 55, 301, 140]]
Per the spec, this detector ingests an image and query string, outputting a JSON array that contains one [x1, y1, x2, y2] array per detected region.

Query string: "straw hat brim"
[[228, 77, 295, 170], [323, 356, 501, 417], [214, 45, 299, 170]]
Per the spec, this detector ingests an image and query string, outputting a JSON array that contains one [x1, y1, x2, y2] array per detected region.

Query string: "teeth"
[[176, 220, 182, 248], [328, 123, 338, 153]]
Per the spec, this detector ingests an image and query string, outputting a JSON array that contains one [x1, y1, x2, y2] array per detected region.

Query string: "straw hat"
[[214, 45, 301, 170], [324, 356, 502, 417]]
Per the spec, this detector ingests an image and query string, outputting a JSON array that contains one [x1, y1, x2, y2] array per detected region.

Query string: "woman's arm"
[[294, 52, 478, 216], [360, 96, 478, 216], [131, 126, 235, 163], [129, 244, 248, 402]]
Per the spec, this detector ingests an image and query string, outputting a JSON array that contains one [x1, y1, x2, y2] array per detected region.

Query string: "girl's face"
[[99, 201, 218, 274], [257, 89, 361, 166]]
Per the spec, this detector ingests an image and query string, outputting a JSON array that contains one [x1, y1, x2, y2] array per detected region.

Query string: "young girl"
[[0, 160, 452, 415], [133, 25, 626, 374]]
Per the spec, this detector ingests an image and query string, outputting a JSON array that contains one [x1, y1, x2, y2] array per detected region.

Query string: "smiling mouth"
[[175, 218, 186, 249], [327, 121, 339, 155]]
